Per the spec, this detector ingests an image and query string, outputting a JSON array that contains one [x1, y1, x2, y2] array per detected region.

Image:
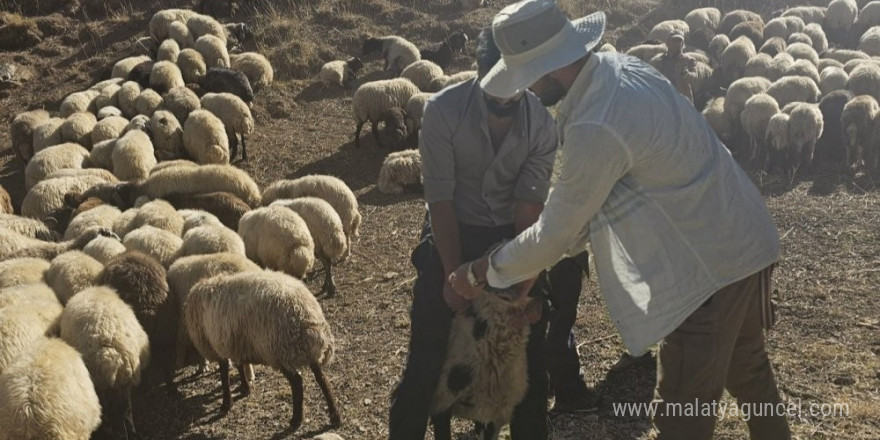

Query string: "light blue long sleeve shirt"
[[485, 52, 779, 355]]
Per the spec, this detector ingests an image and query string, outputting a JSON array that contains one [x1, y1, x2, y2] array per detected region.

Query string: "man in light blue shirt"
[[448, 1, 792, 439]]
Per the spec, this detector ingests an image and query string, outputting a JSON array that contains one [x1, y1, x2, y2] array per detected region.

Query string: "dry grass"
[[0, 0, 878, 439]]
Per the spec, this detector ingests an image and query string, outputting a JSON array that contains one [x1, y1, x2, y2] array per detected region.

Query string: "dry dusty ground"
[[0, 0, 878, 439]]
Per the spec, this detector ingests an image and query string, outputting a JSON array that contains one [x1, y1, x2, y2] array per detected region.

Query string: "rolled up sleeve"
[[513, 112, 558, 204], [419, 101, 456, 203], [486, 122, 632, 287]]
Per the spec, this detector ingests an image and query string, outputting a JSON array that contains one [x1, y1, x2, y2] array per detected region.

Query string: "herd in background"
[[602, 0, 880, 175], [0, 8, 380, 440], [317, 30, 473, 195]]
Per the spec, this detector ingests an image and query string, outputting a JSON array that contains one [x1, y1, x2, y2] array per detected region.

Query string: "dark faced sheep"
[[379, 107, 410, 151], [98, 251, 177, 388], [420, 31, 469, 69], [200, 67, 254, 104], [126, 60, 155, 89]]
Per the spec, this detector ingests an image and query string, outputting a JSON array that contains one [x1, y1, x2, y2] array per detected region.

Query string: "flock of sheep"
[[608, 0, 880, 174], [0, 8, 372, 440]]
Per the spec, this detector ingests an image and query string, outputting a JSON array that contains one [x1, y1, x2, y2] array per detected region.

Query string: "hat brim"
[[480, 11, 606, 99]]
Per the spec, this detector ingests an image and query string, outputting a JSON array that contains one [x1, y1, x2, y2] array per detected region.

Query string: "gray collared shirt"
[[419, 79, 558, 227], [486, 53, 780, 355]]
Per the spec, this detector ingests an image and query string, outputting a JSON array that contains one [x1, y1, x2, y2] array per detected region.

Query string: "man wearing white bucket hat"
[[449, 1, 792, 439]]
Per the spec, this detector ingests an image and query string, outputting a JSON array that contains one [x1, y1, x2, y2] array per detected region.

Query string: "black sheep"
[[200, 67, 254, 104], [420, 31, 469, 69]]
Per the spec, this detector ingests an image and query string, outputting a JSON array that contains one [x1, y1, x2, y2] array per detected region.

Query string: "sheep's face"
[[362, 37, 382, 56]]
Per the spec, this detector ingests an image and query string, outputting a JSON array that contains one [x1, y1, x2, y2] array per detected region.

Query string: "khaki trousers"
[[653, 268, 792, 440]]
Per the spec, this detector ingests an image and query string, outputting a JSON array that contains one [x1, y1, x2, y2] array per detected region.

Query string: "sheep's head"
[[69, 227, 121, 250], [361, 36, 382, 56], [448, 31, 469, 53], [347, 57, 364, 73], [380, 107, 409, 151]]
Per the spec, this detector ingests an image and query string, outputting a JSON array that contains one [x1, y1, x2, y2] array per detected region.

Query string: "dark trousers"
[[388, 216, 586, 439]]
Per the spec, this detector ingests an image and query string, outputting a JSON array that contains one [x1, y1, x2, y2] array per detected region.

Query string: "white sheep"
[[430, 71, 477, 91], [31, 117, 65, 154], [0, 214, 59, 241], [177, 48, 207, 84], [648, 19, 690, 41], [24, 142, 90, 190], [802, 23, 828, 53], [63, 203, 121, 241], [724, 76, 772, 122], [178, 224, 246, 258], [721, 36, 756, 84], [112, 55, 152, 80], [123, 225, 183, 267], [89, 77, 124, 93], [841, 95, 879, 169], [59, 286, 149, 439], [765, 112, 791, 171], [167, 251, 260, 369], [378, 149, 421, 194], [136, 89, 164, 117], [846, 63, 880, 101], [157, 38, 180, 62], [238, 206, 314, 278], [625, 43, 667, 62], [200, 92, 253, 161], [0, 283, 59, 310], [195, 34, 230, 69], [0, 301, 62, 375], [180, 210, 223, 231], [230, 52, 274, 92], [318, 58, 363, 88], [0, 337, 101, 440], [96, 83, 122, 112], [787, 32, 813, 47], [352, 78, 420, 148], [856, 1, 880, 34], [162, 85, 201, 123], [719, 9, 763, 35], [83, 234, 127, 264], [118, 81, 142, 119], [187, 13, 226, 43], [685, 7, 721, 32], [44, 250, 103, 305], [786, 103, 824, 170], [0, 258, 51, 289], [782, 6, 826, 24], [401, 59, 445, 92], [405, 92, 432, 133], [10, 109, 50, 163], [112, 129, 156, 181], [818, 58, 845, 72], [820, 66, 849, 95], [142, 164, 261, 207], [766, 75, 821, 107], [184, 270, 340, 430], [262, 175, 360, 259], [823, 48, 870, 65], [764, 16, 805, 41], [150, 60, 185, 94], [91, 115, 128, 145], [825, 0, 859, 34], [169, 20, 195, 48], [785, 42, 819, 66], [0, 187, 9, 216], [20, 175, 109, 220], [183, 109, 230, 164], [744, 53, 773, 78], [859, 26, 880, 57], [149, 9, 197, 41], [786, 59, 821, 84], [362, 35, 421, 74], [121, 198, 184, 237], [844, 58, 880, 74], [270, 197, 346, 296], [148, 110, 184, 161]]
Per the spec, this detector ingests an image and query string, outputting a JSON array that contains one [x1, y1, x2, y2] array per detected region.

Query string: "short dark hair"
[[476, 27, 501, 79]]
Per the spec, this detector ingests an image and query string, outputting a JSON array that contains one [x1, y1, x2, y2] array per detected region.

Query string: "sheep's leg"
[[321, 256, 336, 297], [309, 363, 342, 427], [481, 421, 500, 440], [354, 122, 364, 148], [219, 359, 232, 413], [372, 119, 383, 148], [244, 363, 255, 382], [228, 127, 239, 161], [122, 385, 137, 437], [241, 133, 247, 160], [282, 368, 305, 430], [431, 410, 452, 440], [236, 362, 251, 397]]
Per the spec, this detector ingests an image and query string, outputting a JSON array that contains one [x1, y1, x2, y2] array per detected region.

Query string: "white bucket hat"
[[480, 0, 606, 99]]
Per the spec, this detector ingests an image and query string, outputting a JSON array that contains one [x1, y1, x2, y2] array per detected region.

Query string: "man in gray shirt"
[[388, 28, 593, 440]]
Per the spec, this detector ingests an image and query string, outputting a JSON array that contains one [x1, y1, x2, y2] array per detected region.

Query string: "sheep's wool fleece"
[[0, 283, 59, 310], [0, 258, 51, 289], [430, 293, 534, 426], [185, 270, 334, 370], [59, 286, 150, 390], [238, 206, 315, 278], [0, 302, 63, 375], [0, 337, 101, 440]]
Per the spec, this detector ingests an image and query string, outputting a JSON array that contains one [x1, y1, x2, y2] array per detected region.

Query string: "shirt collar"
[[557, 53, 601, 128]]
